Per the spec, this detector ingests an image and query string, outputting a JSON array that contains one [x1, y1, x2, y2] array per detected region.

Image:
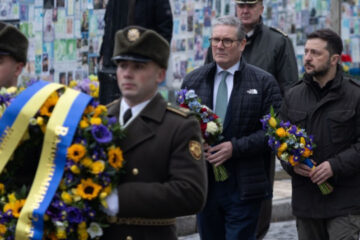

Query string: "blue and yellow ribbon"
[[15, 88, 91, 240], [0, 81, 63, 174]]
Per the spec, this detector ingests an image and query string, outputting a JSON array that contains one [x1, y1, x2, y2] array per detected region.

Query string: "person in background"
[[182, 16, 282, 240], [99, 0, 173, 105], [280, 28, 360, 240], [0, 22, 28, 88], [102, 26, 207, 240]]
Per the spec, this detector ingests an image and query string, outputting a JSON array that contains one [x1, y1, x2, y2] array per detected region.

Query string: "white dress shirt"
[[213, 62, 240, 111]]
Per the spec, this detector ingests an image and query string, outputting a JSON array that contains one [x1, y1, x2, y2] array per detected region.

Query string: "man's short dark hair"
[[307, 29, 343, 56]]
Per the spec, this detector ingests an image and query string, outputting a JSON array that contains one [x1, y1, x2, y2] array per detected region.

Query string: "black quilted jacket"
[[182, 59, 282, 200]]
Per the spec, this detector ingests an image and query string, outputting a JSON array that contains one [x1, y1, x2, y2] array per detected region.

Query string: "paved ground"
[[179, 161, 297, 240], [179, 220, 298, 240]]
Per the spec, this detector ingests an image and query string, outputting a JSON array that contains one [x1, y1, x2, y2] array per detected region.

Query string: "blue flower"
[[91, 124, 113, 144]]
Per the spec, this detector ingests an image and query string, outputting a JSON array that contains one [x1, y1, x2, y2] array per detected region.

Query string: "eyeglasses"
[[209, 38, 240, 48]]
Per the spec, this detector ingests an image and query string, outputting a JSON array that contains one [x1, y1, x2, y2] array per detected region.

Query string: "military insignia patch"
[[127, 28, 140, 42], [189, 140, 202, 160]]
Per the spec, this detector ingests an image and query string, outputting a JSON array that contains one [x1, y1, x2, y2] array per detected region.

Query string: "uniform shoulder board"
[[270, 27, 288, 37], [106, 99, 119, 109], [166, 102, 191, 118]]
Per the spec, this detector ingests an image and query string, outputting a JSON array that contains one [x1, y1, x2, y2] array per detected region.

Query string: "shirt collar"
[[216, 61, 240, 76]]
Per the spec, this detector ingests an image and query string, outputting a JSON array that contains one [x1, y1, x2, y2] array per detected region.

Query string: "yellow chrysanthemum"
[[70, 165, 81, 174], [288, 155, 298, 166], [40, 92, 59, 117], [93, 105, 107, 118], [90, 117, 102, 125], [275, 127, 287, 138], [100, 185, 112, 199], [89, 75, 98, 82], [0, 224, 6, 235], [68, 80, 78, 88], [80, 157, 93, 168], [89, 83, 96, 91], [37, 116, 44, 126], [61, 192, 73, 205], [80, 119, 89, 129], [108, 147, 124, 170], [84, 105, 95, 115], [8, 193, 16, 203], [302, 147, 312, 158], [78, 221, 88, 240], [278, 142, 288, 153], [3, 199, 26, 218], [67, 144, 86, 162], [56, 229, 67, 239], [268, 117, 277, 128], [76, 178, 102, 200], [92, 89, 99, 98], [0, 183, 5, 195], [91, 160, 105, 174]]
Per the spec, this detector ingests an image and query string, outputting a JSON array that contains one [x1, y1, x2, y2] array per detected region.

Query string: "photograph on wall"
[[0, 2, 20, 20]]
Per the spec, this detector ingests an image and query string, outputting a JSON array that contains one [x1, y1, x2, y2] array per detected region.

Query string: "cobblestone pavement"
[[179, 220, 297, 240]]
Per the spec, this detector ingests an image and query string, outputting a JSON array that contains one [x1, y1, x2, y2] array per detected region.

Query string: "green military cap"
[[0, 22, 28, 64], [235, 0, 262, 4], [112, 26, 170, 69]]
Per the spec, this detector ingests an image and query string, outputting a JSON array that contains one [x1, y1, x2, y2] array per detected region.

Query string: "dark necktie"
[[123, 108, 132, 124]]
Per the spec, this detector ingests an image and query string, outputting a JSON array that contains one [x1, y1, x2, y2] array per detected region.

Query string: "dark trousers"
[[197, 174, 261, 240], [296, 215, 360, 240], [256, 155, 275, 239]]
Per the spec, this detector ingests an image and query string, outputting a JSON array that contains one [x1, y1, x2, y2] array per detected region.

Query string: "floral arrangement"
[[69, 74, 99, 98], [176, 89, 227, 182], [261, 107, 333, 195], [0, 79, 125, 239]]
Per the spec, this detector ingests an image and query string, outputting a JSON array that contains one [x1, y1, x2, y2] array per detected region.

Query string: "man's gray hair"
[[212, 16, 246, 41]]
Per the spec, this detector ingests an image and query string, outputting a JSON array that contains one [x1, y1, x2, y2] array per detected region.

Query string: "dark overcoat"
[[181, 59, 282, 201], [102, 93, 207, 240]]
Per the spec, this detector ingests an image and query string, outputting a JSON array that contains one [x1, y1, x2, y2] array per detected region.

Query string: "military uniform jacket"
[[102, 93, 207, 240]]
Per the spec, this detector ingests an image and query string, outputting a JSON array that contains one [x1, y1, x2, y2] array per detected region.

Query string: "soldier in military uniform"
[[102, 26, 207, 240], [0, 22, 28, 88]]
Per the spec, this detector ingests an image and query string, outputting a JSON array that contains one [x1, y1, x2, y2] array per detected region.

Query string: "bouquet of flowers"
[[0, 79, 125, 240], [176, 89, 227, 182], [68, 74, 99, 98], [261, 107, 333, 195]]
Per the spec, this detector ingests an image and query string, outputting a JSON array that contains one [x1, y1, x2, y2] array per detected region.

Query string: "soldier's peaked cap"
[[112, 26, 170, 69]]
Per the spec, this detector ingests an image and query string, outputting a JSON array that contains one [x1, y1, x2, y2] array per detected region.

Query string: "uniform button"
[[126, 236, 133, 240], [132, 168, 139, 175]]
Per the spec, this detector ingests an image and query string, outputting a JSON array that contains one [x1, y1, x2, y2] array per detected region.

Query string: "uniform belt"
[[107, 216, 176, 226]]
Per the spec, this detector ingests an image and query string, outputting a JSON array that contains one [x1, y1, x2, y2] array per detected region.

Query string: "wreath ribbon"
[[15, 87, 91, 240], [0, 81, 64, 173]]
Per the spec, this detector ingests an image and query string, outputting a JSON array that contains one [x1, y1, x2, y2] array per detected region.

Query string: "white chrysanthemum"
[[206, 121, 219, 134], [6, 87, 17, 94], [87, 222, 103, 239], [280, 152, 289, 161]]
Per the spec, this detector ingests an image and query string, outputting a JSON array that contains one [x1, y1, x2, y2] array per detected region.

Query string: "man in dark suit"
[[102, 26, 207, 240], [182, 16, 282, 239]]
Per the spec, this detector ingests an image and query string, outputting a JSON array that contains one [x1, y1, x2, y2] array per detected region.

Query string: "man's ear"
[[14, 62, 25, 78], [156, 68, 166, 84], [331, 54, 340, 65]]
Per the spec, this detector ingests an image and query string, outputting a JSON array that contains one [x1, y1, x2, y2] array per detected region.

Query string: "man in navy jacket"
[[182, 16, 281, 240]]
